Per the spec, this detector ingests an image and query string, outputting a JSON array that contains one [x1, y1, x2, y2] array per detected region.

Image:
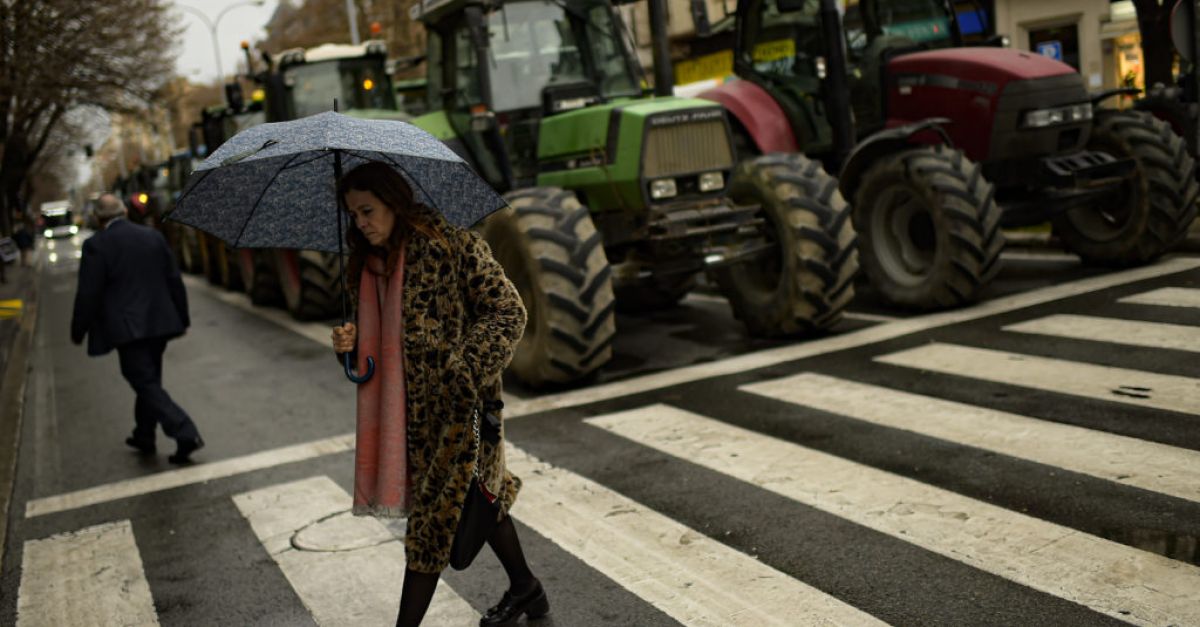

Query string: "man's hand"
[[331, 322, 357, 354]]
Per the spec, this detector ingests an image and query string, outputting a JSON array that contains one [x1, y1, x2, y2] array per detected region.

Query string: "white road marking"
[[741, 373, 1200, 504], [36, 259, 1200, 518], [1119, 286, 1200, 309], [504, 444, 884, 626], [875, 343, 1200, 415], [841, 312, 899, 323], [587, 405, 1200, 627], [17, 520, 159, 626], [233, 476, 476, 627], [25, 434, 354, 518], [503, 258, 1200, 418], [1004, 314, 1200, 352]]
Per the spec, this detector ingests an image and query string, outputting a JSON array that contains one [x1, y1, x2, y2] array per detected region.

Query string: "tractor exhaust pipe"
[[647, 0, 675, 96], [820, 0, 855, 168]]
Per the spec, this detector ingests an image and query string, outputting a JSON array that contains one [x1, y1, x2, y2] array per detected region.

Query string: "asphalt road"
[[2, 234, 1198, 626]]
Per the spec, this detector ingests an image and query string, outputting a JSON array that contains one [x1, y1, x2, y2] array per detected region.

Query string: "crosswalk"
[[12, 279, 1200, 625]]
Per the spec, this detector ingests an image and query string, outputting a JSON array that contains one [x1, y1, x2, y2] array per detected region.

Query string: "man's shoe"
[[125, 436, 156, 455], [168, 437, 204, 464], [480, 579, 549, 627]]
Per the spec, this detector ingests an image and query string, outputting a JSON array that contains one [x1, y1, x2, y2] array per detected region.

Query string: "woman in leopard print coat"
[[331, 162, 547, 626]]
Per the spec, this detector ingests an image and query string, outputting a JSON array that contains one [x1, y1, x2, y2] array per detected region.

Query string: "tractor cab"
[[412, 0, 644, 189], [268, 41, 401, 121]]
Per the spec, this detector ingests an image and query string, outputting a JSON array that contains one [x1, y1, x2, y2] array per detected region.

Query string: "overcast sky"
[[172, 0, 280, 84]]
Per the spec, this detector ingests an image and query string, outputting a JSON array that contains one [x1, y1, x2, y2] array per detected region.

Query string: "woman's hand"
[[331, 322, 357, 354]]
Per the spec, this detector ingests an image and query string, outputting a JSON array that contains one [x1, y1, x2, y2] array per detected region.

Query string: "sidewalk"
[[0, 254, 41, 569]]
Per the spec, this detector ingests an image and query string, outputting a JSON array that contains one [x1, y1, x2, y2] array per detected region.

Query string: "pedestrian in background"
[[13, 223, 34, 267], [329, 162, 545, 627], [70, 193, 204, 464]]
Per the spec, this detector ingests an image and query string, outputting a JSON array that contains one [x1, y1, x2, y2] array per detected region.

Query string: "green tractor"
[[407, 0, 858, 387]]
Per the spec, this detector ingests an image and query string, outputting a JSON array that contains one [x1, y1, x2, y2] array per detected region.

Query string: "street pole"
[[345, 0, 361, 44], [177, 1, 264, 84]]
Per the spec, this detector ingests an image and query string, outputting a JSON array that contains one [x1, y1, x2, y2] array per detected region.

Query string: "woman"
[[330, 161, 546, 626]]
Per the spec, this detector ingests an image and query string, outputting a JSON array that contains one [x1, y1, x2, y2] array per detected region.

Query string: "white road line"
[[741, 373, 1200, 504], [25, 434, 354, 518], [233, 476, 476, 627], [35, 259, 1200, 518], [17, 520, 159, 626], [503, 257, 1200, 417], [1119, 286, 1200, 309], [504, 444, 885, 626], [841, 312, 899, 323], [587, 405, 1200, 627], [1004, 314, 1200, 352], [875, 343, 1200, 415]]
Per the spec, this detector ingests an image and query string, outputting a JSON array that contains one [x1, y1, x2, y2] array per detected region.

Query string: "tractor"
[[702, 0, 1198, 310], [406, 0, 858, 387]]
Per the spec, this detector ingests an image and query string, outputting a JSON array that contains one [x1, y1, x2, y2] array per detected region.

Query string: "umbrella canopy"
[[168, 110, 506, 253]]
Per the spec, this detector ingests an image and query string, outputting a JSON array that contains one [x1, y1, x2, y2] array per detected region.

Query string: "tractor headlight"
[[699, 171, 725, 192], [44, 229, 53, 238], [69, 225, 79, 234], [650, 178, 678, 200], [1022, 103, 1092, 128]]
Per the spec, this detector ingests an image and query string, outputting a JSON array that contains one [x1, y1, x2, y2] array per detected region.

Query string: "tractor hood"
[[537, 97, 728, 165], [888, 47, 1077, 87]]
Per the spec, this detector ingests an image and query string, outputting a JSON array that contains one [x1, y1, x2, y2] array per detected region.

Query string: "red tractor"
[[703, 0, 1198, 309]]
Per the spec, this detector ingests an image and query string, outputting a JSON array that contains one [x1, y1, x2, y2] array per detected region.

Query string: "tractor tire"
[[714, 153, 858, 335], [177, 227, 201, 273], [1053, 110, 1198, 265], [204, 238, 242, 290], [852, 145, 1003, 310], [478, 187, 616, 388], [1136, 85, 1199, 158], [274, 249, 342, 321], [237, 249, 283, 306], [614, 273, 696, 312]]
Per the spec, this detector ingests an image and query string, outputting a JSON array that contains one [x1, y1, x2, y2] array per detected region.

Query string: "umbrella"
[[167, 110, 508, 383]]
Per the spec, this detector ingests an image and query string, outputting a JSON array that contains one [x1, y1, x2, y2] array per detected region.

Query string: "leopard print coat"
[[372, 222, 526, 573]]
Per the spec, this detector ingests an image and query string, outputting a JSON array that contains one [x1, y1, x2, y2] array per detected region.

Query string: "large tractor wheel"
[[478, 187, 616, 388], [714, 153, 858, 334], [274, 249, 341, 321], [1052, 110, 1198, 265], [852, 145, 1003, 310], [203, 238, 242, 290], [237, 249, 283, 306]]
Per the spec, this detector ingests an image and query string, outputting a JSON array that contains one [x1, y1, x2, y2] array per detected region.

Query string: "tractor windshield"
[[739, 0, 824, 91], [285, 58, 396, 118], [842, 0, 954, 60], [480, 0, 640, 112]]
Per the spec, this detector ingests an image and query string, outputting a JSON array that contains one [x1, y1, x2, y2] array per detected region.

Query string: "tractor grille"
[[643, 118, 734, 178]]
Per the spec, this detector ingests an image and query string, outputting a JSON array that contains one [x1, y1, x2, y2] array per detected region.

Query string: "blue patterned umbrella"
[[167, 110, 507, 383], [168, 110, 505, 253]]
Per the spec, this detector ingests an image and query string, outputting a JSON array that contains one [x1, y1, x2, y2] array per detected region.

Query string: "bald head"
[[95, 193, 127, 226]]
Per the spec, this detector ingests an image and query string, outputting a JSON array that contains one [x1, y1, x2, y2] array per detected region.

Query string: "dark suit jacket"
[[71, 219, 190, 356]]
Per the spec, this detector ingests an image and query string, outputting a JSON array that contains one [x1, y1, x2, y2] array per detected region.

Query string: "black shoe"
[[168, 437, 204, 464], [480, 580, 549, 627], [125, 436, 156, 455]]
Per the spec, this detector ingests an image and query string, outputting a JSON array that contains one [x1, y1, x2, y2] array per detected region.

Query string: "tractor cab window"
[[842, 0, 953, 61], [742, 0, 824, 90], [284, 59, 396, 118]]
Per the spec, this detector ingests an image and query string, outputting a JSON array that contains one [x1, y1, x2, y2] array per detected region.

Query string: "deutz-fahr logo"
[[648, 108, 724, 127]]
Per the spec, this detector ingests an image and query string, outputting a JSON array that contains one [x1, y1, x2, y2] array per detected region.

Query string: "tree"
[[1133, 0, 1177, 91], [0, 0, 177, 235]]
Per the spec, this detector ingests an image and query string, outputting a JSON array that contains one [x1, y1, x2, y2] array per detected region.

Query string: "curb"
[[0, 258, 40, 569]]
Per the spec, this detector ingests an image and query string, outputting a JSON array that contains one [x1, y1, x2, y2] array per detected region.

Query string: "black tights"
[[395, 514, 535, 626]]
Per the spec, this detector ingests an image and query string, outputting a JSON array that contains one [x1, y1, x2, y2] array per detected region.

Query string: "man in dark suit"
[[71, 193, 204, 464]]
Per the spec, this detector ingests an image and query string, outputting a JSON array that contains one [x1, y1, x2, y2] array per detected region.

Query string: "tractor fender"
[[698, 79, 799, 154], [839, 117, 953, 198], [1090, 87, 1141, 107]]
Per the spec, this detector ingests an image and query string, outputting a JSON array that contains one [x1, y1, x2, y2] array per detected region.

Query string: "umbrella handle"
[[342, 353, 375, 384]]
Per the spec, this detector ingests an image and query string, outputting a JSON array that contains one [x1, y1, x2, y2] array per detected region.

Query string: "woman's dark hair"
[[338, 161, 446, 297]]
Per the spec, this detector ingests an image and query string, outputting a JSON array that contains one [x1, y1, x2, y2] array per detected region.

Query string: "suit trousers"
[[116, 337, 200, 442]]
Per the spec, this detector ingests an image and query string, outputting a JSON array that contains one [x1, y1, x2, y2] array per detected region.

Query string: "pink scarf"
[[352, 244, 410, 517]]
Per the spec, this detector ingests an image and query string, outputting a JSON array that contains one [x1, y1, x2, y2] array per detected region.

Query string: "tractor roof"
[[277, 39, 388, 67]]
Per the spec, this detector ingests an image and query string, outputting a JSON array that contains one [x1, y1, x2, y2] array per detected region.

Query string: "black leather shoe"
[[168, 437, 204, 464], [125, 436, 156, 455], [480, 580, 549, 627]]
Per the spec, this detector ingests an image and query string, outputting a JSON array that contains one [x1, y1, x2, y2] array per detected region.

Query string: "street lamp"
[[176, 0, 266, 84]]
